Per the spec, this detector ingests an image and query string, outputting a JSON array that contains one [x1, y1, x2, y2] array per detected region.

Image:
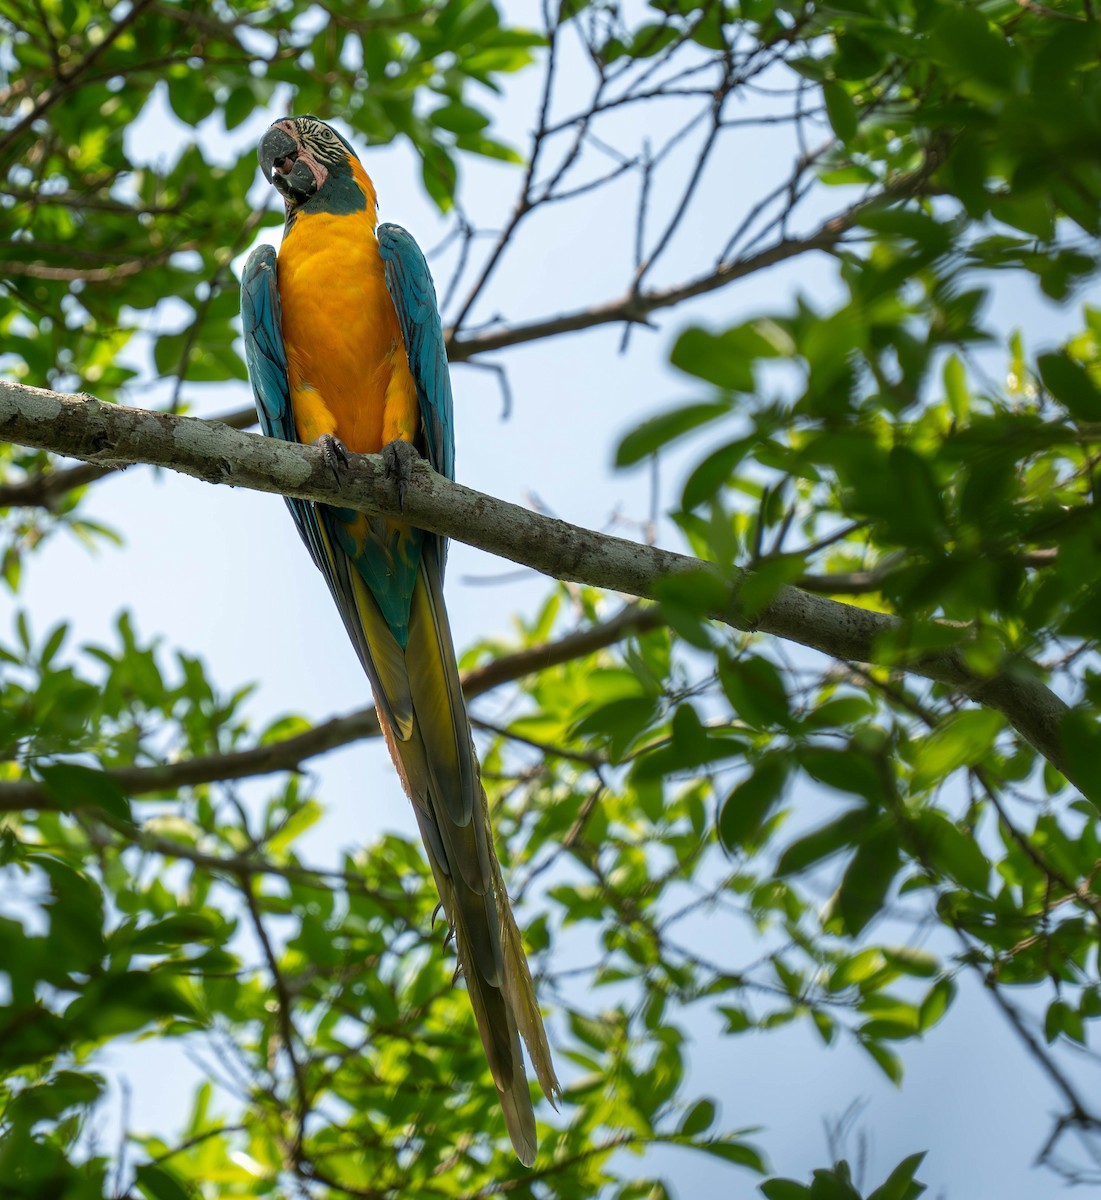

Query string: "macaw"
[[239, 115, 558, 1164]]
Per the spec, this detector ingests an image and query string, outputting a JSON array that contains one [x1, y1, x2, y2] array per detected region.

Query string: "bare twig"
[[238, 876, 311, 1150]]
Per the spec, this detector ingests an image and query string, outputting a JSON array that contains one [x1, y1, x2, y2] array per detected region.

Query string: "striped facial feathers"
[[258, 115, 356, 209]]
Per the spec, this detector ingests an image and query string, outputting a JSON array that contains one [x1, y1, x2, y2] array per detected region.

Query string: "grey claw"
[[382, 438, 418, 511], [317, 434, 350, 484]]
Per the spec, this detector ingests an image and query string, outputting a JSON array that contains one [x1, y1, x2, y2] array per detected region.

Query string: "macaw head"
[[258, 115, 360, 211]]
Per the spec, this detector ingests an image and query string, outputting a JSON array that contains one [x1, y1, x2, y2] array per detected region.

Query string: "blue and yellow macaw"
[[240, 115, 558, 1164]]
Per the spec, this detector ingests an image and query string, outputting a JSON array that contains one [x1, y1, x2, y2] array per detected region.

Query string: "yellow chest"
[[278, 209, 419, 454]]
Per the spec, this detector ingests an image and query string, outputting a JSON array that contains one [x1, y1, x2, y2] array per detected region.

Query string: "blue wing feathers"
[[241, 246, 293, 439], [241, 244, 331, 575], [378, 222, 455, 484]]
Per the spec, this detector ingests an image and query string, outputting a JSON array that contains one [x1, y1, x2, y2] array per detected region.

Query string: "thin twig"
[[238, 875, 311, 1150]]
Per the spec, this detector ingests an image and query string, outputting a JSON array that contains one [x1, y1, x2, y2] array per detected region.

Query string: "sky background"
[[7, 3, 1100, 1195]]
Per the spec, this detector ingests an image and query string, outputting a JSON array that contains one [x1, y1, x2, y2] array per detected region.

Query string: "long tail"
[[352, 539, 559, 1163]]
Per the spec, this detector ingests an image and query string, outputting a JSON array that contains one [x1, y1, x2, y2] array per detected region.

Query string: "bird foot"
[[382, 437, 418, 512], [316, 433, 350, 484]]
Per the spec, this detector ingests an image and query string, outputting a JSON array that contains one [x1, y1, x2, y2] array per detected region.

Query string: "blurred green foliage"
[[2, 0, 1101, 1196]]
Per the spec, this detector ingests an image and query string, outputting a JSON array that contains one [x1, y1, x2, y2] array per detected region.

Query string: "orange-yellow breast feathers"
[[276, 154, 420, 455]]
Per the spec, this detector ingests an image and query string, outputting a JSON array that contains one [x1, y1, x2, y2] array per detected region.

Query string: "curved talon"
[[316, 433, 350, 484], [382, 437, 418, 512]]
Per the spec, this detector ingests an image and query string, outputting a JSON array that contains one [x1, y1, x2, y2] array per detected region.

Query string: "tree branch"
[[0, 404, 259, 508], [0, 603, 657, 809], [445, 220, 845, 359], [0, 381, 1085, 797], [446, 155, 938, 361]]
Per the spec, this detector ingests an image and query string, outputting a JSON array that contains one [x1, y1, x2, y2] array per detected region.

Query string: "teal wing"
[[378, 222, 454, 569], [241, 244, 329, 571]]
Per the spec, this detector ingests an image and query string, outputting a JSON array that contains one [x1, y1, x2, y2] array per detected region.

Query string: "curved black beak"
[[258, 125, 316, 206]]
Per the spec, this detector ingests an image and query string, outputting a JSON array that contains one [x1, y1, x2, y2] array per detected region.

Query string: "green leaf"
[[867, 1152, 927, 1200], [720, 655, 790, 728], [681, 436, 756, 509], [224, 84, 255, 131], [911, 709, 1003, 792], [803, 696, 875, 731], [881, 946, 939, 978], [1061, 709, 1101, 807], [127, 912, 226, 952], [66, 970, 202, 1039], [616, 401, 730, 466], [808, 1164, 863, 1200], [135, 1163, 196, 1200], [421, 144, 457, 211], [943, 353, 969, 421], [837, 826, 900, 935], [911, 811, 989, 892], [37, 763, 131, 822], [822, 82, 857, 141], [453, 132, 524, 164], [5, 1070, 104, 1125], [828, 948, 885, 990], [930, 8, 1017, 93], [861, 1039, 903, 1085], [266, 798, 323, 854], [678, 1098, 716, 1137], [572, 695, 660, 757], [719, 757, 789, 850], [882, 447, 945, 545], [1037, 352, 1101, 422], [1045, 999, 1085, 1044], [760, 1181, 810, 1200], [918, 978, 956, 1032], [671, 327, 761, 391], [628, 22, 680, 58], [698, 1140, 766, 1171], [797, 747, 886, 806], [721, 1006, 752, 1033], [430, 102, 491, 134], [633, 702, 747, 780], [777, 810, 870, 876]]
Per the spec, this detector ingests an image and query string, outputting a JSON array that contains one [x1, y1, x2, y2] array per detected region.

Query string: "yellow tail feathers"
[[368, 550, 559, 1163]]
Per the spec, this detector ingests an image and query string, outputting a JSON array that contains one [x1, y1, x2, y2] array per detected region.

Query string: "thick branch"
[[0, 404, 259, 508], [0, 381, 1084, 797]]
